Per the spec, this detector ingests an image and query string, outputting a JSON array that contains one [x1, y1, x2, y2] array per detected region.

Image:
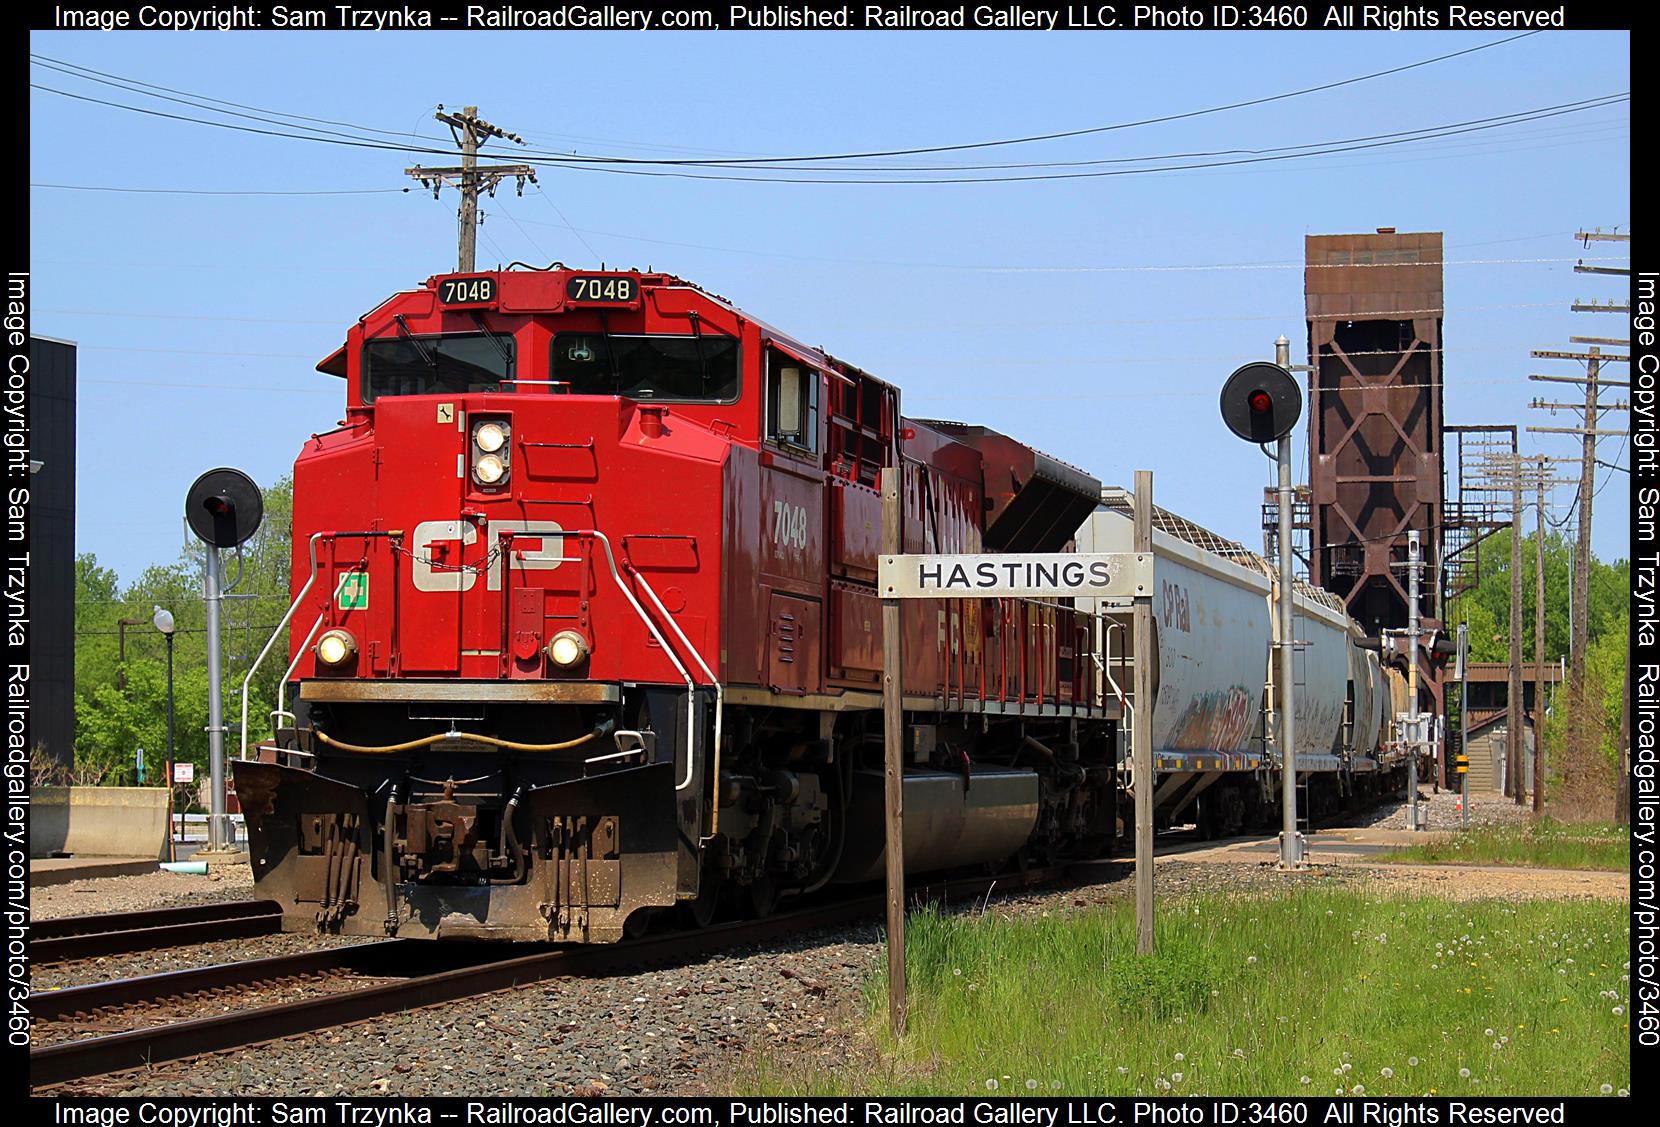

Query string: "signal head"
[[185, 468, 264, 548], [1220, 362, 1302, 443]]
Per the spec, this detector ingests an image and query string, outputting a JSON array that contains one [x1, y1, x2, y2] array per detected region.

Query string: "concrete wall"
[[31, 786, 169, 859]]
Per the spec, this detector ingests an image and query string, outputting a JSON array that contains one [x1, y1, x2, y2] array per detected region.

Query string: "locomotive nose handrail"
[[552, 529, 717, 794], [238, 531, 394, 762], [240, 532, 330, 763]]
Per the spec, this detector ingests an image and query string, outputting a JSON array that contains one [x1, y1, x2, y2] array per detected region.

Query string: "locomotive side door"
[[758, 344, 827, 695]]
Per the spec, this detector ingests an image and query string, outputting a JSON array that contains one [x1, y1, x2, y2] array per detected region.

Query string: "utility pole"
[[406, 105, 537, 273], [1528, 345, 1631, 698], [1529, 456, 1573, 813], [1476, 451, 1573, 809], [1527, 229, 1633, 698]]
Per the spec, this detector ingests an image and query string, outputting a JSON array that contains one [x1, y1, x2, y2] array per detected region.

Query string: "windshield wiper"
[[689, 311, 710, 392], [597, 310, 623, 393], [469, 312, 514, 371], [393, 315, 436, 368]]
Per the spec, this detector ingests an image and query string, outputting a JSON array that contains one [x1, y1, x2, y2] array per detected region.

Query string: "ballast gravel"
[[38, 801, 1621, 1097]]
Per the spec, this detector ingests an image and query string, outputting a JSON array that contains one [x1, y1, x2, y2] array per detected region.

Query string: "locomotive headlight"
[[547, 630, 590, 667], [473, 453, 507, 484], [315, 628, 358, 667], [474, 421, 508, 453]]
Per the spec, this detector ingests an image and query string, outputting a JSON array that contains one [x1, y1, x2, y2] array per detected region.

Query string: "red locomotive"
[[236, 266, 1120, 942]]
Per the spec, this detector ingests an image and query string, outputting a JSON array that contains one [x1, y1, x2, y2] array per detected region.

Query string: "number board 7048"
[[437, 276, 496, 306], [565, 275, 639, 306]]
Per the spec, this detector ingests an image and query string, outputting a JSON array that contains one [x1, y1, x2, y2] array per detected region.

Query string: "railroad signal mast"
[[406, 105, 537, 273], [1219, 353, 1304, 868]]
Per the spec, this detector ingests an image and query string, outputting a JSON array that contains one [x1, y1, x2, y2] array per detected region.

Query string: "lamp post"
[[153, 606, 177, 862]]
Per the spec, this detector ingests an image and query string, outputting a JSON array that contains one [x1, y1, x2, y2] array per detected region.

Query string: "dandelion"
[[1614, 1006, 1625, 1016], [1484, 1028, 1495, 1037], [1172, 1073, 1184, 1084], [1334, 1068, 1344, 1077], [1154, 1078, 1171, 1092], [1233, 1049, 1246, 1060], [1619, 1090, 1629, 1097], [1381, 1069, 1394, 1079], [986, 1079, 999, 1091], [1174, 1053, 1185, 1062], [1600, 1085, 1613, 1095], [1300, 1076, 1311, 1086], [1025, 1080, 1038, 1091], [1459, 1068, 1471, 1079], [1117, 1067, 1129, 1075], [1247, 955, 1258, 965], [1343, 1063, 1353, 1074], [1352, 1085, 1366, 1096], [953, 968, 962, 976]]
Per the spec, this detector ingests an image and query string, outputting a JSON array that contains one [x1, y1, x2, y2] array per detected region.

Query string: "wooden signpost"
[[875, 469, 1159, 1032]]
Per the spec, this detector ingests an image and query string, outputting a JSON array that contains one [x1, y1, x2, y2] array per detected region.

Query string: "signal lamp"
[[1249, 389, 1273, 414], [474, 454, 507, 485], [546, 630, 590, 668], [474, 421, 508, 453], [315, 629, 358, 667]]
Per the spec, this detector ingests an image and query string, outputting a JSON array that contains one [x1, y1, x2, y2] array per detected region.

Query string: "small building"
[[1457, 662, 1563, 795]]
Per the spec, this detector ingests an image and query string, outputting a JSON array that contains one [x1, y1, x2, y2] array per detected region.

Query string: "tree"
[[73, 477, 297, 788]]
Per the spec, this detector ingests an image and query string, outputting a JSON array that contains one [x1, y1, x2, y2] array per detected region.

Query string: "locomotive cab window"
[[362, 332, 513, 402], [766, 348, 819, 456], [551, 333, 739, 402]]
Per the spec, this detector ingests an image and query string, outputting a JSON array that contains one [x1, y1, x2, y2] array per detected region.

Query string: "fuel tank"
[[833, 768, 1039, 883]]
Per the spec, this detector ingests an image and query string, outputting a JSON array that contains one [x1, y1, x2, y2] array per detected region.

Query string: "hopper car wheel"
[[624, 907, 658, 939]]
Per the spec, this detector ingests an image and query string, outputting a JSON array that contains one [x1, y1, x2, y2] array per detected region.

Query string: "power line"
[[30, 75, 1627, 186], [32, 182, 410, 196], [34, 34, 1542, 168]]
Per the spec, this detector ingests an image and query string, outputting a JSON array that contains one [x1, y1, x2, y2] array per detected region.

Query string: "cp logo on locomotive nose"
[[410, 519, 565, 592]]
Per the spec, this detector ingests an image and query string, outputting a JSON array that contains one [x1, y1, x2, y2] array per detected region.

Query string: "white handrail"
[[558, 529, 702, 792], [628, 564, 724, 832], [240, 533, 327, 762]]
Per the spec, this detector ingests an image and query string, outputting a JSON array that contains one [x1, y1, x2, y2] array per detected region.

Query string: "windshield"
[[551, 333, 739, 401], [362, 333, 513, 402]]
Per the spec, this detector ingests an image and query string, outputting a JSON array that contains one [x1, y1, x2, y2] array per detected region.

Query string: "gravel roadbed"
[[33, 867, 258, 920], [35, 863, 1375, 1098], [34, 931, 375, 992], [33, 968, 403, 1046], [37, 803, 1624, 1097]]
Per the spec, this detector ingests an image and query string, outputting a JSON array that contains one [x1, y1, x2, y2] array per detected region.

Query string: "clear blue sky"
[[29, 29, 1631, 584]]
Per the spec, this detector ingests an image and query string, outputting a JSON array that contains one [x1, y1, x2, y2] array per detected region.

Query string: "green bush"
[[1105, 933, 1215, 1018]]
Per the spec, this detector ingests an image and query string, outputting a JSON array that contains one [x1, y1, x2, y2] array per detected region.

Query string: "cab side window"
[[766, 347, 819, 455]]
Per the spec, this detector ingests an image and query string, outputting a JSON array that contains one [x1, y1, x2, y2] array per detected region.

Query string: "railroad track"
[[34, 901, 282, 963], [30, 866, 1064, 1089]]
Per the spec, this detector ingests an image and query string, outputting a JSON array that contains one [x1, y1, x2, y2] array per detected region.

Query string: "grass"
[[744, 889, 1630, 1097], [1381, 819, 1628, 871]]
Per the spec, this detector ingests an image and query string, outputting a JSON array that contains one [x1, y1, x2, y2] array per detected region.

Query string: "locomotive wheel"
[[624, 907, 657, 939], [746, 875, 780, 919], [681, 873, 722, 929]]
